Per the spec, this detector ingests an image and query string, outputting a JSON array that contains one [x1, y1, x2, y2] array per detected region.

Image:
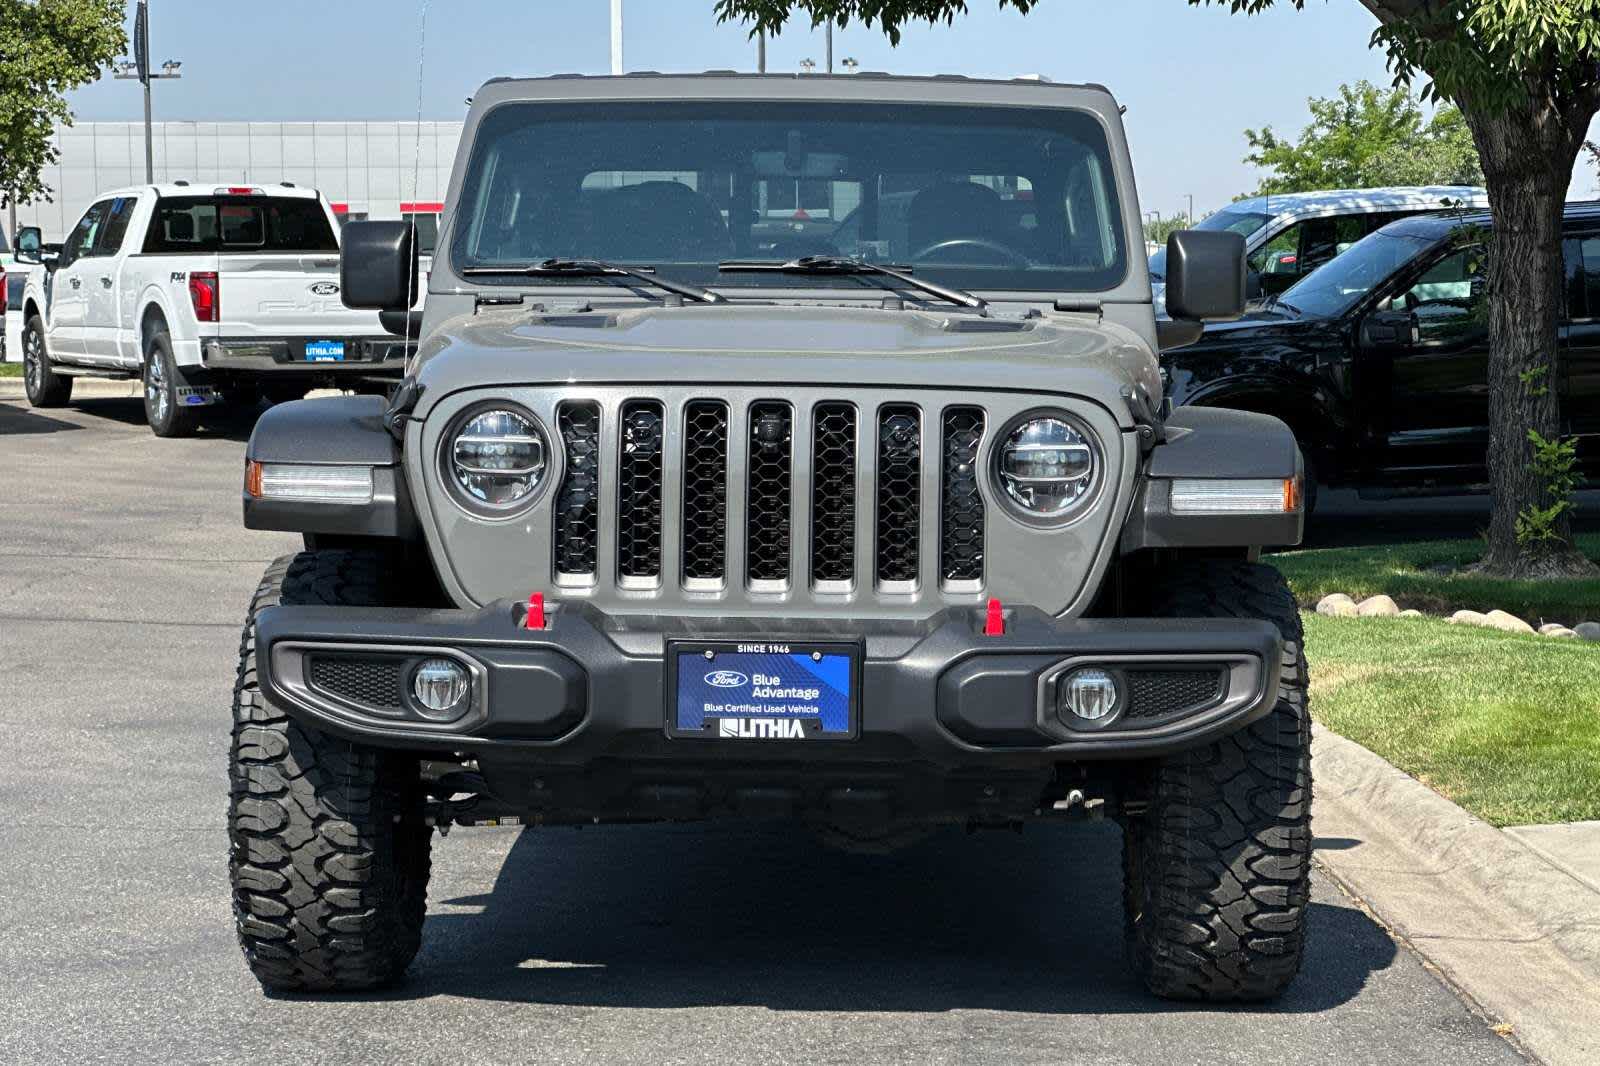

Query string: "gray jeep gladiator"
[[230, 74, 1310, 1001]]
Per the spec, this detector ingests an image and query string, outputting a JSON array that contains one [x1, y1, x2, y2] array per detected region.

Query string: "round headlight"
[[996, 416, 1097, 519], [447, 406, 548, 511]]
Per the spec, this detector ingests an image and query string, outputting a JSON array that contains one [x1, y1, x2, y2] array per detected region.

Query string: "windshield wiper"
[[719, 255, 987, 312], [460, 258, 726, 304]]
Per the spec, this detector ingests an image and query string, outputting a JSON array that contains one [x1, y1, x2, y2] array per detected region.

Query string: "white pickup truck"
[[15, 184, 412, 436]]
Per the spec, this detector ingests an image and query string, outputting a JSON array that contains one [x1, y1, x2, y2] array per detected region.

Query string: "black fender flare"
[[243, 395, 419, 540]]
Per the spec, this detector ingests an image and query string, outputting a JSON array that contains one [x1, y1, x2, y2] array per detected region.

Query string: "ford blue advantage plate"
[[668, 641, 859, 740]]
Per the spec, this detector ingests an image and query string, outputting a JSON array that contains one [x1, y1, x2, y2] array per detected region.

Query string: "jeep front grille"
[[550, 395, 998, 599]]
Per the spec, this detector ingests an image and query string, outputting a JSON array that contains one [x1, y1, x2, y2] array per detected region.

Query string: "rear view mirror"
[[13, 226, 42, 264], [340, 220, 418, 311], [1164, 230, 1246, 322], [1360, 309, 1420, 350]]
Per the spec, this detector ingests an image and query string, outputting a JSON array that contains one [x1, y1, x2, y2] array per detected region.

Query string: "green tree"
[[0, 0, 126, 212], [1144, 214, 1194, 245], [716, 0, 1600, 579], [1244, 81, 1482, 194]]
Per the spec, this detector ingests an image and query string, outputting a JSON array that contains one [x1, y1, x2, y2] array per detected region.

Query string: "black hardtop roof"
[[1380, 199, 1600, 241]]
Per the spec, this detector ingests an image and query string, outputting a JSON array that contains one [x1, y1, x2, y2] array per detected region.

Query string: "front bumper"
[[256, 601, 1282, 770]]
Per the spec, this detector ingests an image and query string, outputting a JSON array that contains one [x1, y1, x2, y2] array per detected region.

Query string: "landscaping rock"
[[1316, 593, 1358, 617], [1356, 595, 1400, 617], [1541, 627, 1578, 639], [1448, 610, 1488, 627], [1483, 610, 1536, 635], [1399, 609, 1424, 619], [1575, 622, 1600, 642], [1538, 623, 1570, 635]]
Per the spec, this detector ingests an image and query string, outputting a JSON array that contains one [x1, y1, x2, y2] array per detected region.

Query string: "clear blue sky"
[[65, 0, 1600, 215]]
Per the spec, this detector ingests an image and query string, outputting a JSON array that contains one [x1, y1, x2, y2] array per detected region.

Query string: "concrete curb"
[[1313, 724, 1600, 1065], [0, 378, 142, 399]]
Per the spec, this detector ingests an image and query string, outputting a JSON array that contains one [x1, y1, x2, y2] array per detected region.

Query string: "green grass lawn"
[[0, 361, 22, 377], [1306, 612, 1600, 826], [1271, 534, 1600, 622]]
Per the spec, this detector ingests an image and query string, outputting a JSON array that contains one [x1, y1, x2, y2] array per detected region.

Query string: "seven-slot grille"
[[556, 398, 989, 595]]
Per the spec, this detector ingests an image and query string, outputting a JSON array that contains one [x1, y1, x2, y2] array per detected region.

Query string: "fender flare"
[[1182, 376, 1347, 474]]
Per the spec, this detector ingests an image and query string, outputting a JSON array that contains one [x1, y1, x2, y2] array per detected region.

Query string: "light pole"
[[758, 29, 766, 73], [610, 0, 623, 76], [826, 22, 833, 73], [113, 2, 181, 184]]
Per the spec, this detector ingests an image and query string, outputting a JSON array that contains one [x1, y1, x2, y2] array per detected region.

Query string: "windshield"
[[452, 101, 1129, 293], [1149, 208, 1272, 278], [1274, 228, 1438, 318]]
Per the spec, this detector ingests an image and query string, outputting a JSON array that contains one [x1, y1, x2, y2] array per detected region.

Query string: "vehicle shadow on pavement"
[[58, 397, 262, 441], [361, 821, 1392, 1014], [0, 399, 85, 435]]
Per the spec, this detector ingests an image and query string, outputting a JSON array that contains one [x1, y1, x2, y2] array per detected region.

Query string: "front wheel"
[[22, 314, 73, 407], [1122, 561, 1312, 1002], [229, 550, 431, 992]]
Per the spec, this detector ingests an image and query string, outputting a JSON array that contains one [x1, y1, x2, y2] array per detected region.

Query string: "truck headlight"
[[445, 405, 549, 512], [995, 415, 1098, 520]]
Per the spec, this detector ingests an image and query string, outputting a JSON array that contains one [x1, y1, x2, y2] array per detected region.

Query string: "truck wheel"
[[1122, 561, 1311, 1002], [142, 329, 198, 438], [228, 550, 431, 992], [22, 314, 73, 407]]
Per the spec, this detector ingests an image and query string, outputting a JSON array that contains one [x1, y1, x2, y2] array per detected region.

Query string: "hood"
[[410, 303, 1157, 429]]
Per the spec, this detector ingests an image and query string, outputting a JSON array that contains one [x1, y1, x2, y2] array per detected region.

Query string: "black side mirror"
[[13, 226, 43, 265], [340, 220, 418, 311], [1244, 268, 1263, 302], [1360, 309, 1420, 350], [1164, 230, 1247, 322]]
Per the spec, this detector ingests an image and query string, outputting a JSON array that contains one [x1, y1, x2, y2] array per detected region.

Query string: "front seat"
[[583, 180, 733, 262], [906, 181, 1010, 260]]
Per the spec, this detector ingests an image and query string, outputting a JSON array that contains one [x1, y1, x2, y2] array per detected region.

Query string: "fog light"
[[1059, 667, 1120, 723], [411, 658, 470, 721]]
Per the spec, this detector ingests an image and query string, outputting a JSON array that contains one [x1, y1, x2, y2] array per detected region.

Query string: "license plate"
[[304, 340, 345, 362], [668, 641, 859, 740]]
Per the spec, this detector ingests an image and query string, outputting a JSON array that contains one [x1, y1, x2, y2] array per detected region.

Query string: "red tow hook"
[[984, 598, 1006, 636], [525, 592, 547, 630]]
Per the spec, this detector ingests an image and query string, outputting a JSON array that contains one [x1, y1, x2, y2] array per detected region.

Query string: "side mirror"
[[1359, 309, 1420, 350], [1244, 269, 1263, 302], [1164, 230, 1247, 323], [340, 220, 418, 311], [13, 226, 43, 264]]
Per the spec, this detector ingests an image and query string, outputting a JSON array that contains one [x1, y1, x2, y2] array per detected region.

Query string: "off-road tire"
[[143, 329, 198, 438], [1122, 561, 1311, 1002], [22, 313, 72, 407], [229, 550, 431, 992]]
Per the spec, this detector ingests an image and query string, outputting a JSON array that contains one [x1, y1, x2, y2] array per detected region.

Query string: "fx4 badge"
[[170, 272, 186, 282]]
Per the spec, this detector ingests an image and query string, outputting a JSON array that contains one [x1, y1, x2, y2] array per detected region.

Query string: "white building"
[[16, 120, 462, 241]]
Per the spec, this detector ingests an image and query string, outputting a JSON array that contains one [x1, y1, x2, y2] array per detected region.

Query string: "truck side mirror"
[[1164, 230, 1246, 323], [13, 225, 43, 265], [1359, 309, 1420, 350], [340, 220, 418, 311]]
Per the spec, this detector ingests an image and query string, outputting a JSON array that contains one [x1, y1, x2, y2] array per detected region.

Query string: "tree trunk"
[[1465, 100, 1599, 579]]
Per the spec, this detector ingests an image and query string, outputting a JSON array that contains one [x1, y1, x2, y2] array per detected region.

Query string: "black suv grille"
[[682, 400, 730, 582], [876, 405, 922, 584], [746, 402, 794, 583], [617, 400, 664, 580], [553, 402, 601, 577], [940, 407, 985, 582], [811, 403, 857, 584]]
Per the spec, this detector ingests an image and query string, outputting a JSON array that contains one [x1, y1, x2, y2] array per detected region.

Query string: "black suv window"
[[1565, 233, 1600, 321]]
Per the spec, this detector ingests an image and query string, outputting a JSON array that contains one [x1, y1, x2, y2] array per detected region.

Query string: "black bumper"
[[255, 601, 1282, 774]]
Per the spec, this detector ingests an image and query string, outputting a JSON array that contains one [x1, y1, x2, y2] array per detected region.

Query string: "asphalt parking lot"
[[0, 395, 1533, 1066]]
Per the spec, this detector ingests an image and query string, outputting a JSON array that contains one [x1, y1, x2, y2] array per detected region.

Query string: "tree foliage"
[[0, 0, 126, 207], [1144, 215, 1194, 245], [1244, 81, 1483, 194]]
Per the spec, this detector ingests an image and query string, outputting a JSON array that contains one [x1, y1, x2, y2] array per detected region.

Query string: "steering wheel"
[[909, 238, 1031, 268]]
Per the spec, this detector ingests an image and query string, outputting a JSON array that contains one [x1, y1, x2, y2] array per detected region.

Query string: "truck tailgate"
[[217, 254, 381, 338]]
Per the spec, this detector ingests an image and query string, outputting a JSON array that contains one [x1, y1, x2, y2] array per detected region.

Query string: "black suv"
[[1164, 201, 1600, 503]]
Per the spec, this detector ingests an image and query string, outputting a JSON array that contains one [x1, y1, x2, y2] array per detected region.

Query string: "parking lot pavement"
[[0, 397, 1530, 1066]]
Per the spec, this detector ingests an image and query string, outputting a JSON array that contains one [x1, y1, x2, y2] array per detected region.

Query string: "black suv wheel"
[[228, 550, 432, 992], [22, 313, 73, 407], [1122, 561, 1311, 1001]]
